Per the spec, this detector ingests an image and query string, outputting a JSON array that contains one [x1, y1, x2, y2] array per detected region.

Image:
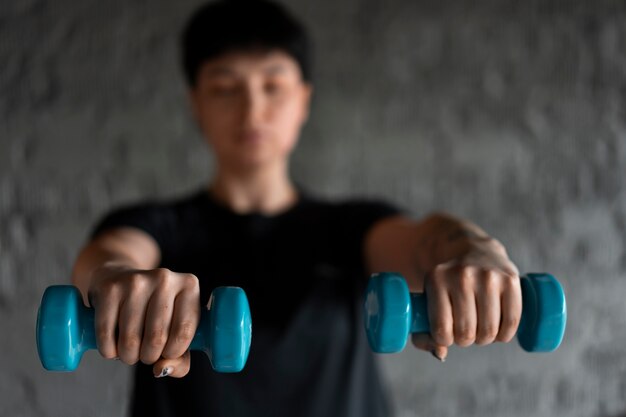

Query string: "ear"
[[300, 82, 314, 124]]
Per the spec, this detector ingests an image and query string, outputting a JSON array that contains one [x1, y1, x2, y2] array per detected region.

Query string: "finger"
[[117, 293, 149, 365], [92, 293, 121, 359], [411, 333, 448, 362], [426, 275, 454, 347], [162, 289, 200, 359], [496, 275, 522, 343], [153, 350, 191, 378], [475, 271, 501, 345], [450, 272, 477, 347], [139, 289, 175, 364]]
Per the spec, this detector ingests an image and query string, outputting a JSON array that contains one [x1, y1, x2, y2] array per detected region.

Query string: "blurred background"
[[1, 0, 626, 416]]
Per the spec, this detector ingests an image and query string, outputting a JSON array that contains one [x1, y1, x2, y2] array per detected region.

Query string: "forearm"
[[71, 228, 160, 304], [366, 212, 495, 292], [71, 246, 141, 304]]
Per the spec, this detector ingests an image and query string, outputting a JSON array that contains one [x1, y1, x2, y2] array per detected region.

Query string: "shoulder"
[[107, 188, 205, 214], [89, 188, 205, 239]]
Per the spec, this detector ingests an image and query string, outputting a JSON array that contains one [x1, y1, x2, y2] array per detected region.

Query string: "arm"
[[70, 227, 199, 377], [364, 212, 521, 360]]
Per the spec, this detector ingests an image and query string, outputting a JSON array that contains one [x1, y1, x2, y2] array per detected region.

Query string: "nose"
[[242, 85, 265, 127]]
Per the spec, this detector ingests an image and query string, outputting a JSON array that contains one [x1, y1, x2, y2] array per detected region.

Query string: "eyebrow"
[[204, 63, 289, 78], [205, 67, 237, 78], [263, 64, 288, 76]]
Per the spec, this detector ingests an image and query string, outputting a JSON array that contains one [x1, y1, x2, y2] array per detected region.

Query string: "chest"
[[161, 211, 364, 330]]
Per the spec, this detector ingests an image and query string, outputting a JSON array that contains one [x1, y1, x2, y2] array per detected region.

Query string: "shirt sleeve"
[[88, 202, 177, 260], [337, 199, 405, 275]]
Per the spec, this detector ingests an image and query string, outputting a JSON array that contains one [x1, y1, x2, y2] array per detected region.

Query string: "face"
[[189, 50, 312, 172]]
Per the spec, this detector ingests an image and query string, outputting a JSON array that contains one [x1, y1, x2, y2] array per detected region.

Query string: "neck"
[[208, 160, 298, 215]]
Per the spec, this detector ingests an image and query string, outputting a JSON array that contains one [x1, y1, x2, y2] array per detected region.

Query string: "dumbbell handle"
[[407, 293, 430, 334]]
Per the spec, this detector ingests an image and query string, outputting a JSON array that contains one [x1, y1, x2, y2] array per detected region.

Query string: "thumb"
[[411, 333, 448, 362], [153, 350, 191, 378]]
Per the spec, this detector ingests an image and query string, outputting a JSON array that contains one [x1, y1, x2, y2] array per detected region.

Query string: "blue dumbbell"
[[364, 272, 566, 353], [37, 285, 252, 372]]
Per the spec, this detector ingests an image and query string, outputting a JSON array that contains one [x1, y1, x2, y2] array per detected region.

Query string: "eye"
[[207, 81, 240, 97], [264, 82, 283, 95]]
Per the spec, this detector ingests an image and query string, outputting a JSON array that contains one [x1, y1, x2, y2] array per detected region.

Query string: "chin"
[[220, 142, 294, 171], [227, 154, 282, 172]]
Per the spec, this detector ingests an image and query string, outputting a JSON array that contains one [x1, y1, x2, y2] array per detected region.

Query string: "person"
[[70, 0, 522, 416]]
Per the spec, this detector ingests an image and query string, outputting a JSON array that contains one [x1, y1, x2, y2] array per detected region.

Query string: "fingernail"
[[155, 367, 172, 378], [431, 350, 445, 363]]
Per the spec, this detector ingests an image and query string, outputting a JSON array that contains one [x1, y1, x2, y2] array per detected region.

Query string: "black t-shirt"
[[89, 187, 402, 417]]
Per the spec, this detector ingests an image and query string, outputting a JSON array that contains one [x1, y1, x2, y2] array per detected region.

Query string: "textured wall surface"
[[1, 0, 625, 416]]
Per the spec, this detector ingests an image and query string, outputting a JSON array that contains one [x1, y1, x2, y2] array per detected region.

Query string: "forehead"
[[198, 49, 301, 79]]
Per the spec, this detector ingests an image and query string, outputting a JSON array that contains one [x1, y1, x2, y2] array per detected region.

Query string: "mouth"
[[239, 129, 264, 143]]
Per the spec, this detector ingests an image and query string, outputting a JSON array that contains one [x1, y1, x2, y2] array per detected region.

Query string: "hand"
[[88, 263, 201, 377], [411, 236, 522, 361]]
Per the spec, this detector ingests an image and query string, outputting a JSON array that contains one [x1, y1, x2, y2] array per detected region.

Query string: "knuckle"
[[128, 273, 149, 292], [120, 356, 138, 366], [455, 325, 475, 345], [147, 327, 167, 349], [432, 261, 457, 276], [153, 268, 172, 285], [503, 315, 520, 331], [432, 323, 453, 346], [458, 268, 475, 290], [496, 332, 514, 343], [442, 264, 473, 292], [182, 274, 200, 292], [96, 326, 114, 345], [120, 333, 142, 352], [118, 349, 139, 365], [503, 272, 520, 288], [95, 280, 122, 302], [139, 353, 158, 365], [477, 324, 498, 342], [430, 264, 455, 287], [174, 321, 196, 345], [456, 263, 473, 277], [482, 270, 499, 291], [432, 263, 449, 275], [100, 350, 117, 360], [96, 339, 117, 359], [488, 237, 506, 252]]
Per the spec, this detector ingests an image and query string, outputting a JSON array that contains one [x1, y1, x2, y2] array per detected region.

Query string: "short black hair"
[[181, 0, 312, 87]]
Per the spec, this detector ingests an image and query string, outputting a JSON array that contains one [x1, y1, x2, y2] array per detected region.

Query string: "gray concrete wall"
[[1, 0, 625, 416]]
